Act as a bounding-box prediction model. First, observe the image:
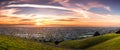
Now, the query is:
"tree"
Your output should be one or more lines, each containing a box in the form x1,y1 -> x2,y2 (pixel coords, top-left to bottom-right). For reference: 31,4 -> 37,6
54,41 -> 60,45
93,31 -> 100,36
116,30 -> 120,34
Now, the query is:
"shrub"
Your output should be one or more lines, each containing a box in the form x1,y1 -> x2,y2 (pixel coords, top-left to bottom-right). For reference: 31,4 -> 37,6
93,31 -> 100,36
116,30 -> 120,34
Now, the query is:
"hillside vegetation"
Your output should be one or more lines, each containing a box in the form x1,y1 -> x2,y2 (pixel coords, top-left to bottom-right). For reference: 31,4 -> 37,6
58,33 -> 120,49
87,35 -> 120,50
1,33 -> 120,50
0,34 -> 67,50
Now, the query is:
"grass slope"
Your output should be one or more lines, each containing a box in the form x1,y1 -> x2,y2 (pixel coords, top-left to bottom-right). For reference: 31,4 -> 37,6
1,33 -> 120,50
0,35 -> 67,50
87,36 -> 120,50
58,33 -> 120,49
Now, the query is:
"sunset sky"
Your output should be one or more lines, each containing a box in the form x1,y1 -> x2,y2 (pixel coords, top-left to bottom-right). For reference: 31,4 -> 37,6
0,0 -> 120,27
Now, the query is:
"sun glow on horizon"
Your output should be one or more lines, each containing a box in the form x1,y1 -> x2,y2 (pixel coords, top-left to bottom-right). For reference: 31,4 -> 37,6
34,19 -> 43,26
35,22 -> 43,26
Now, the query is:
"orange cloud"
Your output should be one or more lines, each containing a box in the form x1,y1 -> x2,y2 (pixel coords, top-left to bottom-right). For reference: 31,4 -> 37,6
0,9 -> 35,25
55,18 -> 79,21
0,17 -> 35,25
20,19 -> 33,21
1,2 -> 120,27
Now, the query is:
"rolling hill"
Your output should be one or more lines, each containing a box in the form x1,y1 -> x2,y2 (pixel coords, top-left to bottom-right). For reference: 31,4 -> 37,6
87,35 -> 120,50
0,34 -> 67,50
58,33 -> 120,50
1,33 -> 120,50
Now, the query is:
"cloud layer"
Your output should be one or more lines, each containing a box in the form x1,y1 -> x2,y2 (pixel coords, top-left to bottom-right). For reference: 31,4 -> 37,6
0,0 -> 120,27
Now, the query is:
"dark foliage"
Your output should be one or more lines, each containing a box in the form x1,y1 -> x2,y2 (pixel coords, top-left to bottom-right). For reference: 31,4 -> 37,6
55,41 -> 62,45
116,30 -> 120,34
93,31 -> 100,36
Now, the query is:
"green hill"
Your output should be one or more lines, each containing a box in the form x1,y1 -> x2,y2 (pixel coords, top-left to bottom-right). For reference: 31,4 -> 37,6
1,33 -> 120,50
58,33 -> 120,49
0,34 -> 67,50
87,35 -> 120,50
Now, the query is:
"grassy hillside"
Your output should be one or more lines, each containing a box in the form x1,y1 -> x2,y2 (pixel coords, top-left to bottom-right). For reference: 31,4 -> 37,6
58,33 -> 120,49
0,34 -> 67,50
1,33 -> 120,50
87,36 -> 120,50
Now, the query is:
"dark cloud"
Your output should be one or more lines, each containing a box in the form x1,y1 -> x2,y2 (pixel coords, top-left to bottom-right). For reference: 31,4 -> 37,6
0,15 -> 20,19
0,24 -> 34,27
0,0 -> 15,7
0,0 -> 15,4
55,18 -> 79,21
45,24 -> 79,27
9,17 -> 20,19
0,0 -> 61,7
0,15 -> 8,18
0,0 -> 14,2
20,19 -> 33,21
